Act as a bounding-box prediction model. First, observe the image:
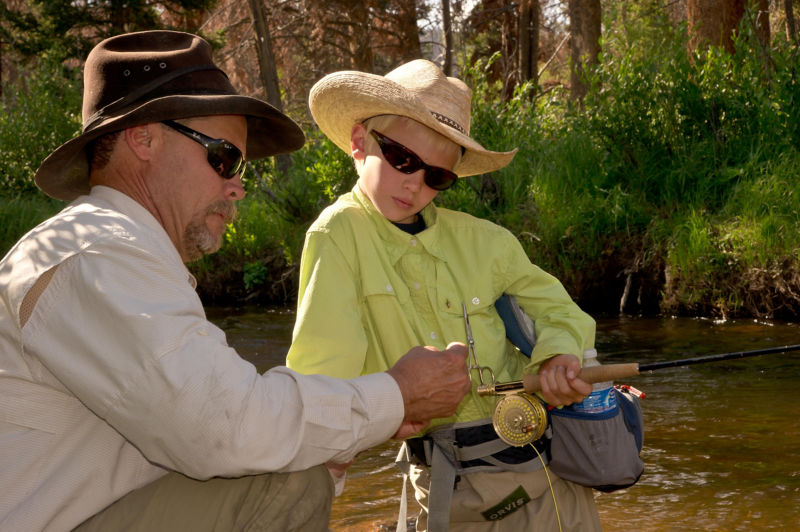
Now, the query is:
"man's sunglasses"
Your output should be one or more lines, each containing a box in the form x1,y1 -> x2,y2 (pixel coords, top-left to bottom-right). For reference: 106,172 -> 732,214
162,120 -> 246,179
369,130 -> 458,191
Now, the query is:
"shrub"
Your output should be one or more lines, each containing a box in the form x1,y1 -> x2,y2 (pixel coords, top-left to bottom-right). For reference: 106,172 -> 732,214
0,60 -> 82,195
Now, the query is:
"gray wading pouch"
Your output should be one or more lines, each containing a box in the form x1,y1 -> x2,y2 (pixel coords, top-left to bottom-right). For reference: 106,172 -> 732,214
495,293 -> 645,491
548,386 -> 644,492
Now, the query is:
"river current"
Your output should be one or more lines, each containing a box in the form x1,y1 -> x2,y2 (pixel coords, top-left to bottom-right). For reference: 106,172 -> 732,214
207,307 -> 800,531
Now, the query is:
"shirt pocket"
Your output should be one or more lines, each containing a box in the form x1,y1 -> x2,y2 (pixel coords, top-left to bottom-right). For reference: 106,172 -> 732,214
437,284 -> 499,319
360,265 -> 409,304
438,285 -> 511,367
359,266 -> 415,361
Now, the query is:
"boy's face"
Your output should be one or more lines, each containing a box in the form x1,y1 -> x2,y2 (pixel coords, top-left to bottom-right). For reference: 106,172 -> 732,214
353,118 -> 460,224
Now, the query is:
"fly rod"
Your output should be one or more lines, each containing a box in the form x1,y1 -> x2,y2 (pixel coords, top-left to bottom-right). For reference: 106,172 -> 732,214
477,343 -> 800,396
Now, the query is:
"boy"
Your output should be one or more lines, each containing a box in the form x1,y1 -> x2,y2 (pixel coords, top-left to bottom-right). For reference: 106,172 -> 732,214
287,60 -> 601,531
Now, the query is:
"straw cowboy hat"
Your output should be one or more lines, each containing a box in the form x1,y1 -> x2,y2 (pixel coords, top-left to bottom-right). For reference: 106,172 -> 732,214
308,59 -> 517,177
35,30 -> 305,201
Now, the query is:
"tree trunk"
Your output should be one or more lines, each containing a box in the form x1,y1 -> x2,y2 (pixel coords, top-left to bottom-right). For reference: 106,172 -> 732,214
247,0 -> 283,112
754,0 -> 770,48
397,0 -> 422,62
442,0 -> 453,75
519,0 -> 539,89
247,0 -> 290,173
687,0 -> 770,52
787,0 -> 799,43
347,0 -> 374,71
500,0 -> 517,100
687,0 -> 745,53
568,0 -> 601,102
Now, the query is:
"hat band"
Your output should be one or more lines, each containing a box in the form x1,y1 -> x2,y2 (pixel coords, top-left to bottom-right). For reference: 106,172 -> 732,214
82,64 -> 227,132
430,111 -> 466,135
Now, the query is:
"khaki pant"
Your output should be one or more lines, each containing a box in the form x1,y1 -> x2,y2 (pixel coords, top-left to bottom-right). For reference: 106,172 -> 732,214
74,465 -> 334,532
410,465 -> 601,532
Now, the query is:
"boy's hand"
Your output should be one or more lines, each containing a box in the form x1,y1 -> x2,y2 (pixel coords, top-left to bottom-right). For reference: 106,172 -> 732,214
538,353 -> 592,406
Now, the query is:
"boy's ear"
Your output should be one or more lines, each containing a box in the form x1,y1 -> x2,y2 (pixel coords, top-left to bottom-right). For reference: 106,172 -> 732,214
350,123 -> 368,161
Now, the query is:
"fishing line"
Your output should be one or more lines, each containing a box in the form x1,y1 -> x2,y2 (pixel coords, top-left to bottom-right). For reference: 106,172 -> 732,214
459,301 -> 559,530
530,440 -> 563,532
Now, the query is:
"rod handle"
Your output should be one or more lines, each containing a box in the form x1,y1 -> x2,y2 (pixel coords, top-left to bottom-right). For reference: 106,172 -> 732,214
522,363 -> 641,393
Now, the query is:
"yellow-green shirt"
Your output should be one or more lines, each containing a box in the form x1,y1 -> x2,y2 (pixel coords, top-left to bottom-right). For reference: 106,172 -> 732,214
287,185 -> 595,428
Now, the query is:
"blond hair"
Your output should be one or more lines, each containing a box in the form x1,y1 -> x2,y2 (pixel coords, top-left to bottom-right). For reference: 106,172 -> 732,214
355,115 -> 462,176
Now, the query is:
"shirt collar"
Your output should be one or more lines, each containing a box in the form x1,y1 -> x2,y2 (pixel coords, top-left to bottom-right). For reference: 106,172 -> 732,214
89,185 -> 197,288
351,184 -> 447,263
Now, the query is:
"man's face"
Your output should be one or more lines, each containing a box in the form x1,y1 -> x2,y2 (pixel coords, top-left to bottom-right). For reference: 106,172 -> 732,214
153,114 -> 247,262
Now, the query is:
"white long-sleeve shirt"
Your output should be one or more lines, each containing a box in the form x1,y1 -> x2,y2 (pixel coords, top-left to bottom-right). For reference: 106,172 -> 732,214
0,186 -> 403,532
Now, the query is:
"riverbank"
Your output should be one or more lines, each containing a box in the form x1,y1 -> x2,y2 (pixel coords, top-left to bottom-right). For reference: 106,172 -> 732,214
3,166 -> 798,321
2,24 -> 799,319
138,30 -> 800,320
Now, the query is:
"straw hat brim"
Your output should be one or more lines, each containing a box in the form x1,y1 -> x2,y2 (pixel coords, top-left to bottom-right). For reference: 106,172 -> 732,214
35,94 -> 304,202
309,71 -> 517,177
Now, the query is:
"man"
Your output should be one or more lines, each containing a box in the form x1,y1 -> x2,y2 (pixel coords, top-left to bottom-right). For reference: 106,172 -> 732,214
0,30 -> 470,532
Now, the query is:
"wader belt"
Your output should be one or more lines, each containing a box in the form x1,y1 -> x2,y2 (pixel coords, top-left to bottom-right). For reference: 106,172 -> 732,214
394,419 -> 550,532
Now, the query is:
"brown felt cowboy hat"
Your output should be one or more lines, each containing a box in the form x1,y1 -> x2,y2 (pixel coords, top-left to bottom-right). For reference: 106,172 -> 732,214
308,59 -> 517,178
35,30 -> 305,201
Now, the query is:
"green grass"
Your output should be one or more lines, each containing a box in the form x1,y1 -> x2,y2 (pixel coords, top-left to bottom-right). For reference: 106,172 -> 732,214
0,195 -> 65,255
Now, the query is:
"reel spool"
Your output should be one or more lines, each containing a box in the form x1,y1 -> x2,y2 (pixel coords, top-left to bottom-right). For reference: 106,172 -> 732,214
492,393 -> 548,447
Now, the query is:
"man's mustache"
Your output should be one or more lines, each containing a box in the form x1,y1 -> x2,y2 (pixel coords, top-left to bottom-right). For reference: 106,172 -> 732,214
208,200 -> 237,224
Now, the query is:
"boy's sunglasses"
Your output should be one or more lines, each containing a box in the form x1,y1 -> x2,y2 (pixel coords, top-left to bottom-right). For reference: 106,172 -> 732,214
162,120 -> 246,179
369,130 -> 458,191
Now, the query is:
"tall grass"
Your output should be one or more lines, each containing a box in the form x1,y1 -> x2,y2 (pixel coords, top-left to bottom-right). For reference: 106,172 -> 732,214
0,195 -> 65,256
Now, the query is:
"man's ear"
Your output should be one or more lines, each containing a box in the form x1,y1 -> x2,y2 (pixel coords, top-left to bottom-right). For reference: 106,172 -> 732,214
350,123 -> 368,162
124,124 -> 157,161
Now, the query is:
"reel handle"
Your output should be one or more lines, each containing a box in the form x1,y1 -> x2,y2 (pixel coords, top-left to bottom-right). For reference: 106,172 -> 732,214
522,362 -> 640,393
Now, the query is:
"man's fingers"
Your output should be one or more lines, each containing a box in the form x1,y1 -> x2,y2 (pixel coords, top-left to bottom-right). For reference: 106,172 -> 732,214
387,342 -> 472,431
445,341 -> 468,357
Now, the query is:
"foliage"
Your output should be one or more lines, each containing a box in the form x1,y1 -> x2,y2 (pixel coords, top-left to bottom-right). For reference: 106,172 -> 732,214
0,0 -> 218,64
437,8 -> 800,318
190,130 -> 357,302
2,3 -> 799,319
568,8 -> 800,318
0,59 -> 82,195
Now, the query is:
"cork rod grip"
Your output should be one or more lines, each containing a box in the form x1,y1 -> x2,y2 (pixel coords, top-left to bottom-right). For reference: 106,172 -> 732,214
522,363 -> 641,393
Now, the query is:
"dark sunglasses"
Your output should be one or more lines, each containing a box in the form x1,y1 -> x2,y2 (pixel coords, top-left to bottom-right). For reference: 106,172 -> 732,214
369,130 -> 458,191
162,120 -> 246,179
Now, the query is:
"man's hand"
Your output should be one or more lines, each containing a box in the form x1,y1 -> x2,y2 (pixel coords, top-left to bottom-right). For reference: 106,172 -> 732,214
386,342 -> 471,439
326,459 -> 354,479
538,353 -> 592,406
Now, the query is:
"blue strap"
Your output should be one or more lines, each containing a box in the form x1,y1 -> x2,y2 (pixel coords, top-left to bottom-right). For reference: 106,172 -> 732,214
494,294 -> 534,357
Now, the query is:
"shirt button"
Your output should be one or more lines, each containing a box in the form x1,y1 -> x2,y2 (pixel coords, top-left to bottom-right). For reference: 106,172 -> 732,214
409,239 -> 417,246
430,332 -> 437,340
472,297 -> 480,305
413,282 -> 421,290
386,284 -> 393,292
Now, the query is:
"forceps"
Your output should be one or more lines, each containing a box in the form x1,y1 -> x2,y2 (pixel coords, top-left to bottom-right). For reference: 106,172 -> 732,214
462,302 -> 495,386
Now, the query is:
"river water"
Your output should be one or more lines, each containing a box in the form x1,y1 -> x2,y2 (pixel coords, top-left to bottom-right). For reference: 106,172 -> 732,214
207,307 -> 800,531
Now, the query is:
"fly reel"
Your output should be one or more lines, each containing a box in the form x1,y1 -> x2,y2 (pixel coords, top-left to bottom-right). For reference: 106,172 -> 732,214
492,393 -> 548,447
